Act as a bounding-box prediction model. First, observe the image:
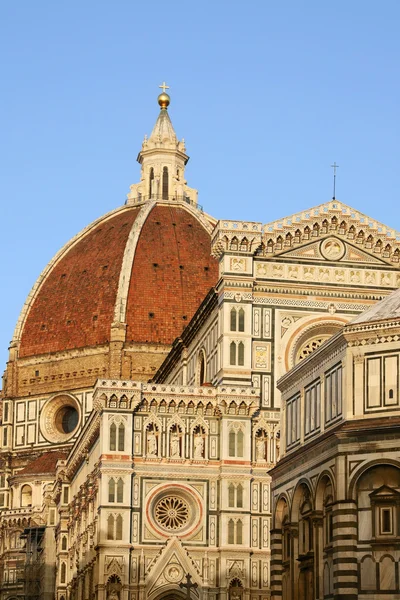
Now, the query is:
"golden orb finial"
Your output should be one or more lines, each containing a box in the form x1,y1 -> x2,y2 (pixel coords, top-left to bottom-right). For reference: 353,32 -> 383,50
158,81 -> 170,109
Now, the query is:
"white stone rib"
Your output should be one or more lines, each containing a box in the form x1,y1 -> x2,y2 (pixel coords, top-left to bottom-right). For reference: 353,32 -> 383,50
12,205 -> 131,347
113,201 -> 156,324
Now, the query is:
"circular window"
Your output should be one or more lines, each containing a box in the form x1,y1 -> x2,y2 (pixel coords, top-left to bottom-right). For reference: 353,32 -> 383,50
55,406 -> 79,434
155,496 -> 190,531
146,484 -> 202,538
40,394 -> 80,443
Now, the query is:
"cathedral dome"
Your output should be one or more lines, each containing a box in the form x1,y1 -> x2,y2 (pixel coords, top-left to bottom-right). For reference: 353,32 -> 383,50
16,201 -> 218,358
7,89 -> 219,393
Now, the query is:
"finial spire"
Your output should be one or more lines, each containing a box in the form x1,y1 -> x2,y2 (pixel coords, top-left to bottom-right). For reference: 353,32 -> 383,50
331,162 -> 339,199
158,81 -> 170,109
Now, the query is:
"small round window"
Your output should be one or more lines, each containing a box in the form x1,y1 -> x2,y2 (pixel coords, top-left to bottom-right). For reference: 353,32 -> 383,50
55,406 -> 79,434
40,394 -> 80,443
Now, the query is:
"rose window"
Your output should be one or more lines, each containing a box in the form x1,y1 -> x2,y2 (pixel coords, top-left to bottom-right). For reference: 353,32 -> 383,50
154,496 -> 190,530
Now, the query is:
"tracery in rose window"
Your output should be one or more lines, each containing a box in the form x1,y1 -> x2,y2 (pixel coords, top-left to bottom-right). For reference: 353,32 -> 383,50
154,496 -> 190,530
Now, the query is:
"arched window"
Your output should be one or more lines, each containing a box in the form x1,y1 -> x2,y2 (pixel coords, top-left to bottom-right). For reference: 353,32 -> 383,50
60,562 -> 66,584
228,519 -> 235,544
108,479 -> 115,503
149,167 -> 154,197
238,308 -> 245,332
228,519 -> 243,544
116,515 -> 123,540
110,422 -> 125,452
237,430 -> 244,457
230,308 -> 237,331
116,478 -> 124,503
61,535 -> 67,551
228,483 -> 243,508
107,515 -> 114,540
229,428 -> 244,458
162,167 -> 169,199
21,484 -> 32,507
230,342 -> 236,365
228,484 -> 235,507
236,519 -> 243,544
238,342 -> 245,366
198,352 -> 205,385
237,484 -> 243,508
229,430 -> 236,457
109,423 -> 116,451
118,423 -> 125,451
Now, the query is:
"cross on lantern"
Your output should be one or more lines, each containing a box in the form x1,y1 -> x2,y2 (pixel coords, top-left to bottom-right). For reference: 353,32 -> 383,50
179,573 -> 198,599
159,81 -> 170,93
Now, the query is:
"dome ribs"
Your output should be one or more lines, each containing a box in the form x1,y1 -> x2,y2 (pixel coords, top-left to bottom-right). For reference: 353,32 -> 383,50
18,203 -> 218,358
19,209 -> 140,357
125,205 -> 218,345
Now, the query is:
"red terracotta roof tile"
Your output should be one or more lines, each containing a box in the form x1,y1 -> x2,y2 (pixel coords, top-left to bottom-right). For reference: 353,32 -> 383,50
125,205 -> 218,344
18,451 -> 68,475
19,209 -> 140,356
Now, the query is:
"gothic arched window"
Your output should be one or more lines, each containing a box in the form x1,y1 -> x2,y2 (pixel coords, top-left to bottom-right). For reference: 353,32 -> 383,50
238,308 -> 245,332
110,422 -> 125,452
236,519 -> 243,544
60,562 -> 66,584
238,342 -> 245,366
229,428 -> 244,458
107,515 -> 114,540
228,519 -> 235,544
237,484 -> 243,508
237,430 -> 244,457
228,484 -> 235,507
198,351 -> 206,385
149,167 -> 154,197
117,478 -> 124,503
162,167 -> 169,199
61,535 -> 67,551
116,515 -> 123,540
231,308 -> 237,331
109,423 -> 117,451
108,479 -> 115,503
118,423 -> 125,451
229,430 -> 236,457
230,342 -> 237,365
228,519 -> 243,544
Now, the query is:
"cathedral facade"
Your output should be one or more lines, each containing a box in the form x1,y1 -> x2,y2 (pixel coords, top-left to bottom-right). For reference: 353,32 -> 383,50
1,89 -> 400,600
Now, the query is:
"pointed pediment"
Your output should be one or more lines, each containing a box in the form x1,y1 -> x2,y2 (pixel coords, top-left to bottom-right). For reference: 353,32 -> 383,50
275,236 -> 388,265
369,485 -> 400,499
145,537 -> 202,600
262,200 -> 400,266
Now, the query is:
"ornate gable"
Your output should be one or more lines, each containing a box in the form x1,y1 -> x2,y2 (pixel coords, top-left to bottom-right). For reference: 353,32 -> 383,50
274,236 -> 388,265
145,537 -> 202,599
261,200 -> 400,266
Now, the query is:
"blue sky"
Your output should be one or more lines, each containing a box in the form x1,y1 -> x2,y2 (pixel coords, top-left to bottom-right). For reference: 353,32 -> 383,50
1,0 -> 399,373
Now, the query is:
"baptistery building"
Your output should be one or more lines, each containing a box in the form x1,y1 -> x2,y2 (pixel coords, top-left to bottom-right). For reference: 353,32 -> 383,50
1,88 -> 400,600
